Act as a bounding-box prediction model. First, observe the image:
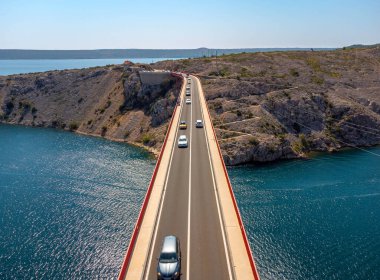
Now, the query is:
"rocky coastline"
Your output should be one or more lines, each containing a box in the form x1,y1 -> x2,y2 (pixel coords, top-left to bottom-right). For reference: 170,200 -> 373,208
1,47 -> 380,165
0,63 -> 182,155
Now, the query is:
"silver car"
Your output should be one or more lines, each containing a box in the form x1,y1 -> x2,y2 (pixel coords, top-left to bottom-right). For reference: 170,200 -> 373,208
157,236 -> 181,280
178,135 -> 188,148
195,119 -> 203,128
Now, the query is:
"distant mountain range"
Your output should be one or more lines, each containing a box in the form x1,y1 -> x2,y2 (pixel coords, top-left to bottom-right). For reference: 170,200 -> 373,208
0,48 -> 334,60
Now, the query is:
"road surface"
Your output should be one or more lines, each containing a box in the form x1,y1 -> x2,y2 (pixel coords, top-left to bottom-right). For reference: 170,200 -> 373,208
144,76 -> 232,280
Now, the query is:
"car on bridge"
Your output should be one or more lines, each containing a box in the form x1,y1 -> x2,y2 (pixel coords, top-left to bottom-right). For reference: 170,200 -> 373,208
185,98 -> 191,104
178,135 -> 188,148
157,235 -> 181,280
179,121 -> 187,130
195,119 -> 203,128
186,90 -> 191,96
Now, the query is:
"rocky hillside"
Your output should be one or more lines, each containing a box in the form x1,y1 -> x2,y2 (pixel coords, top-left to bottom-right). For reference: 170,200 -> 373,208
1,47 -> 379,165
0,63 -> 182,153
155,47 -> 380,164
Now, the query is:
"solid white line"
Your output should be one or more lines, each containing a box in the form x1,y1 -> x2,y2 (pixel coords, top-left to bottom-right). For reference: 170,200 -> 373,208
143,79 -> 185,280
186,78 -> 193,280
196,77 -> 234,280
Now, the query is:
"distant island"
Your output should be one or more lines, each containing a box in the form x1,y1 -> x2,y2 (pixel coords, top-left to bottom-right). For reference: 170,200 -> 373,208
0,48 -> 334,60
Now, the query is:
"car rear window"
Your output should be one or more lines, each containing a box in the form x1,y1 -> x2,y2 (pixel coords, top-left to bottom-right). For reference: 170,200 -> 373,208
159,252 -> 178,263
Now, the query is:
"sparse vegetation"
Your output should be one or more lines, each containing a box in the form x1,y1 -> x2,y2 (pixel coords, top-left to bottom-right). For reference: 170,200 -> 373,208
69,122 -> 79,131
289,68 -> 299,77
142,134 -> 154,145
311,75 -> 324,85
248,136 -> 259,146
101,126 -> 107,136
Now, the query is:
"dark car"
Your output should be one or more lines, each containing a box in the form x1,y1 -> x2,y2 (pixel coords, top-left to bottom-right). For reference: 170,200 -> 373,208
157,236 -> 181,279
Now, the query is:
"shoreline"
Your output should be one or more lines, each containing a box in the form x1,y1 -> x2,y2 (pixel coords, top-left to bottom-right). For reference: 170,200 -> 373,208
2,122 -> 379,166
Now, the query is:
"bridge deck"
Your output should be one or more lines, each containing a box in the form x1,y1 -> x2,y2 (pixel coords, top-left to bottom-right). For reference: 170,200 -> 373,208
118,75 -> 259,280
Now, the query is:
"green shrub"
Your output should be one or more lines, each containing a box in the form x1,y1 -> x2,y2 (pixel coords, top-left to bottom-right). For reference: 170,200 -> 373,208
69,122 -> 79,131
101,126 -> 107,136
306,57 -> 322,72
299,134 -> 310,149
248,136 -> 259,146
289,68 -> 299,77
240,67 -> 252,78
142,134 -> 153,144
311,75 -> 324,85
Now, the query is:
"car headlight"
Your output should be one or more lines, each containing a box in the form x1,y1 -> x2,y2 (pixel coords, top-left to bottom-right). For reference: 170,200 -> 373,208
174,271 -> 178,276
157,272 -> 161,276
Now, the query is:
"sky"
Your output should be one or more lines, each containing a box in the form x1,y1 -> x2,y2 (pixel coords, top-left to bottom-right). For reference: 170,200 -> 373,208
0,0 -> 379,49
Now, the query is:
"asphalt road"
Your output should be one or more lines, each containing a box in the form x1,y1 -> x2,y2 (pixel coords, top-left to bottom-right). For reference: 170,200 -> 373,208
144,76 -> 232,280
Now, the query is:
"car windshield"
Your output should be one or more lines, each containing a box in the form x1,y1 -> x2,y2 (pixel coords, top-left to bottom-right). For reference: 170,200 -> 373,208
180,121 -> 185,124
159,252 -> 178,263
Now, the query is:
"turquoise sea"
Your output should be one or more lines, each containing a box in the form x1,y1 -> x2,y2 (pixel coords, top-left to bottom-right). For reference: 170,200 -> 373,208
0,58 -> 178,76
1,124 -> 379,279
229,149 -> 380,279
0,125 -> 155,279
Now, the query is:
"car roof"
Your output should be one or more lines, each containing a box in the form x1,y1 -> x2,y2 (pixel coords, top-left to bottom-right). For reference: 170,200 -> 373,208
180,121 -> 186,124
196,119 -> 202,122
161,235 -> 177,253
179,135 -> 187,140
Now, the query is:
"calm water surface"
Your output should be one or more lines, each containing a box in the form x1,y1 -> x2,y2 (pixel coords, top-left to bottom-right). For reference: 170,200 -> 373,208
0,58 -> 179,75
0,124 -> 154,279
229,148 -> 380,280
1,124 -> 379,279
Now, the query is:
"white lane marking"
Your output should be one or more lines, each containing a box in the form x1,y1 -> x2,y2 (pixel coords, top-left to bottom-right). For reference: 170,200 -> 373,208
186,77 -> 193,280
196,76 -> 234,279
143,79 -> 185,280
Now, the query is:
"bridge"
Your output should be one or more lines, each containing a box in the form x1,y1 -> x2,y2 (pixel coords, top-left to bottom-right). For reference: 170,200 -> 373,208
118,74 -> 260,280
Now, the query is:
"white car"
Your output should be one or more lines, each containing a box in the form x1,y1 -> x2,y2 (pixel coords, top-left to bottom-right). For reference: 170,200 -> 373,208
178,135 -> 188,148
186,86 -> 190,90
185,98 -> 191,104
195,120 -> 203,128
186,90 -> 191,96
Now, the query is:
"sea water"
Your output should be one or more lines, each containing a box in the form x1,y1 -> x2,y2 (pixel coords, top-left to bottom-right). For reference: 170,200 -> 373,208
0,58 -> 179,76
0,124 -> 154,278
229,148 -> 380,279
1,124 -> 379,279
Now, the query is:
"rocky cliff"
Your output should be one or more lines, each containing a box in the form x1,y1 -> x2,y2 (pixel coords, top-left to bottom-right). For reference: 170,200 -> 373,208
0,63 -> 182,153
155,47 -> 380,164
